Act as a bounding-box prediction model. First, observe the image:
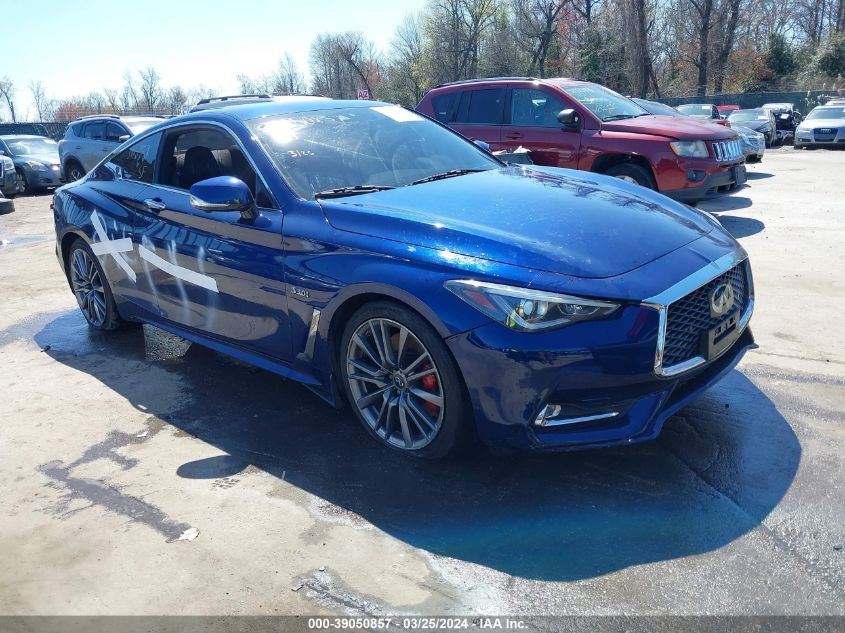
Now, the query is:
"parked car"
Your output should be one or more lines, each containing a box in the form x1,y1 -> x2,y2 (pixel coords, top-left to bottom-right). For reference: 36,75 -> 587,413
0,135 -> 62,195
732,125 -> 765,162
761,103 -> 802,143
53,98 -> 755,457
58,114 -> 165,182
675,103 -> 731,127
824,98 -> 845,106
716,105 -> 739,116
727,108 -> 777,147
0,154 -> 16,197
190,94 -> 329,112
416,78 -> 745,203
794,105 -> 845,148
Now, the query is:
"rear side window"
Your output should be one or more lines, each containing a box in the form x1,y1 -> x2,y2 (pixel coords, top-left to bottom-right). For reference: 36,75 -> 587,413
84,122 -> 104,140
456,89 -> 505,124
107,133 -> 161,183
430,93 -> 456,122
67,123 -> 83,138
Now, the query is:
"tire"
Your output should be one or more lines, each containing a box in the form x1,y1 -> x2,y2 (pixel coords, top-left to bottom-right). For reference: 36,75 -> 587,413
339,301 -> 467,459
0,198 -> 14,213
67,238 -> 123,331
65,159 -> 85,183
603,162 -> 656,189
14,169 -> 33,195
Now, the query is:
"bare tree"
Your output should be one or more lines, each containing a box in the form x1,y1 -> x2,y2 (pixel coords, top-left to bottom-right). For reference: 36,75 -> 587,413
423,0 -> 499,83
384,13 -> 427,105
513,0 -> 569,77
277,52 -> 307,94
30,81 -> 55,121
138,67 -> 162,113
0,77 -> 17,122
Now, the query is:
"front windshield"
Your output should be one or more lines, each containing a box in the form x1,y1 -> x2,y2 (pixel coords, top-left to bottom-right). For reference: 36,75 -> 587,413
677,104 -> 713,117
6,137 -> 58,156
635,100 -> 679,116
563,85 -> 646,121
125,119 -> 161,134
729,111 -> 767,122
805,107 -> 845,120
247,106 -> 500,199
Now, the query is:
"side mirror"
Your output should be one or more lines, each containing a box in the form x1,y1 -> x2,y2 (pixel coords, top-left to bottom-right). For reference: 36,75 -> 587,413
118,135 -> 131,143
473,139 -> 491,153
190,176 -> 257,220
557,109 -> 578,128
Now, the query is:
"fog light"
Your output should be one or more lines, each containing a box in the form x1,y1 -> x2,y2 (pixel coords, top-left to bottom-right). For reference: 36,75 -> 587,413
686,169 -> 706,182
534,404 -> 562,425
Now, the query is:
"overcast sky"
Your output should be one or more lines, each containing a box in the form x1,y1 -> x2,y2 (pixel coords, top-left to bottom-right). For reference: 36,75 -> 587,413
3,0 -> 427,118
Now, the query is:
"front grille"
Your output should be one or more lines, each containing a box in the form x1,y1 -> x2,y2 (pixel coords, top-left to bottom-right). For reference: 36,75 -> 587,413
711,139 -> 742,162
662,263 -> 748,368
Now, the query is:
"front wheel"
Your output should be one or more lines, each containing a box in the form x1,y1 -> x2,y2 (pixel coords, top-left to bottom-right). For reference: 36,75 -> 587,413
15,169 -> 33,195
68,239 -> 123,330
65,160 -> 85,182
603,163 -> 656,189
339,302 -> 467,459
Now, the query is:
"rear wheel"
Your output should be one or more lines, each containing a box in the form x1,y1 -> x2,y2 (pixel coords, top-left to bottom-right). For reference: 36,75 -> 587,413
339,301 -> 467,459
68,239 -> 122,330
603,163 -> 656,189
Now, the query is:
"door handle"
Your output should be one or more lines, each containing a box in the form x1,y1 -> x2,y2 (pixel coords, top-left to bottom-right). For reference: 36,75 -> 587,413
505,133 -> 524,140
144,198 -> 166,211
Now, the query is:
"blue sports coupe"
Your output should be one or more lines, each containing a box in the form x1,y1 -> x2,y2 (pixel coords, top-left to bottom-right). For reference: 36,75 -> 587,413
53,98 -> 755,457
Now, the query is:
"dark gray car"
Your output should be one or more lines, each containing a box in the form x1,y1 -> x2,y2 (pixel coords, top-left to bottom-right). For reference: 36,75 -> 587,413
58,115 -> 164,181
0,135 -> 62,195
727,108 -> 777,147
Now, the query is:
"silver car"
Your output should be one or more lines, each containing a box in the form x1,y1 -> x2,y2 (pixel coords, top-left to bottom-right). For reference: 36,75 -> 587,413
794,105 -> 845,149
58,114 -> 165,181
733,125 -> 765,163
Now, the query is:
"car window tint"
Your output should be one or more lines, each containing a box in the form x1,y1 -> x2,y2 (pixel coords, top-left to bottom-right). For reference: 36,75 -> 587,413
159,127 -> 272,207
459,89 -> 504,124
84,122 -> 104,140
510,88 -> 566,127
107,132 -> 161,183
430,93 -> 456,122
104,123 -> 126,143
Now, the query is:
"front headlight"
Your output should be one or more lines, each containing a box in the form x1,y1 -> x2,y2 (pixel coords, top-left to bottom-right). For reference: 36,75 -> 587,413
669,140 -> 709,158
24,161 -> 47,171
445,280 -> 620,332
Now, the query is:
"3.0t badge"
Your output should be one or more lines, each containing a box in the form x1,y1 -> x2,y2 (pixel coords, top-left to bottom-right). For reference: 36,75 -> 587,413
709,282 -> 735,317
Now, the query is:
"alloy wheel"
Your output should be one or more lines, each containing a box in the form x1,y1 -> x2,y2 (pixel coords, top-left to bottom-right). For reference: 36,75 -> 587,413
14,171 -> 26,194
68,165 -> 84,181
70,248 -> 107,327
346,318 -> 444,450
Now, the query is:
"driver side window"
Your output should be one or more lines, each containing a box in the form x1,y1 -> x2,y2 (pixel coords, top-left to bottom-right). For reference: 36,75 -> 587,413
157,127 -> 274,207
510,88 -> 567,127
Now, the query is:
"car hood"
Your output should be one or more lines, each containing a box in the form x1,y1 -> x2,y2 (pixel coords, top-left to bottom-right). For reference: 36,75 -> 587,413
320,166 -> 716,279
799,119 -> 845,128
14,153 -> 59,166
734,119 -> 770,131
601,114 -> 736,140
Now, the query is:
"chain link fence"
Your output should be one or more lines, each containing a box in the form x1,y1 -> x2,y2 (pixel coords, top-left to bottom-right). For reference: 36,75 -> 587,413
0,122 -> 69,141
662,89 -> 844,113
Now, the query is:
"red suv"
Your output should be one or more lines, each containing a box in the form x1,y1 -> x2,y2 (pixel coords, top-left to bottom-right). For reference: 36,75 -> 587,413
416,78 -> 746,202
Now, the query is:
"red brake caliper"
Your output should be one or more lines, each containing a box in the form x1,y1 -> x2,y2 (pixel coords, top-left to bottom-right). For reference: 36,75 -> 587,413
420,361 -> 439,416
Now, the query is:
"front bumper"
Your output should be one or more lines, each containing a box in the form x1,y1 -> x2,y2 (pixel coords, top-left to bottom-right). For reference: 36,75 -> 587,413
663,163 -> 746,202
446,253 -> 755,452
795,128 -> 845,146
28,166 -> 64,188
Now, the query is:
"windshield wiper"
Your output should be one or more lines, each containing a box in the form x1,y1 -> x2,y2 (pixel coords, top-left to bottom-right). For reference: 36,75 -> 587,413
409,169 -> 486,186
314,185 -> 395,199
603,114 -> 636,121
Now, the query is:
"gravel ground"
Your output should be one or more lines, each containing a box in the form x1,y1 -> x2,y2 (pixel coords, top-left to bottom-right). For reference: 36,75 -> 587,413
0,147 -> 842,617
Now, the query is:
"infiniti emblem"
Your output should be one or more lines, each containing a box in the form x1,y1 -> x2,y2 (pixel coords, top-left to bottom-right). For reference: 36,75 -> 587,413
710,282 -> 735,317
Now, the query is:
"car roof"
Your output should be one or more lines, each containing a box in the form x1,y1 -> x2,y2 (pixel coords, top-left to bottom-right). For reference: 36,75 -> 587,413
171,97 -> 393,123
427,77 -> 592,92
